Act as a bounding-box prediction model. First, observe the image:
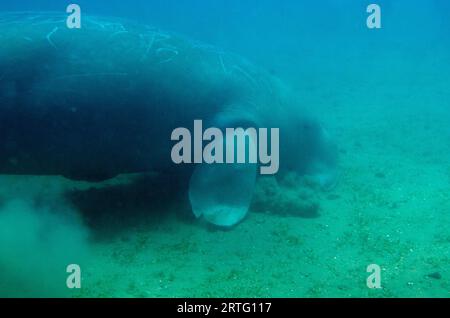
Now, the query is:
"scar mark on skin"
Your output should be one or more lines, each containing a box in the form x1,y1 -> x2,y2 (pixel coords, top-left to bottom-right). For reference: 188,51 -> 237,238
141,33 -> 156,61
231,65 -> 257,87
219,54 -> 228,74
156,47 -> 179,64
109,31 -> 129,39
46,27 -> 59,49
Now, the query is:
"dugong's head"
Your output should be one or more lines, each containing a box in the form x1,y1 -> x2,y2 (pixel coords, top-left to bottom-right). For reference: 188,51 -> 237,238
188,100 -> 339,228
301,122 -> 338,189
281,114 -> 339,190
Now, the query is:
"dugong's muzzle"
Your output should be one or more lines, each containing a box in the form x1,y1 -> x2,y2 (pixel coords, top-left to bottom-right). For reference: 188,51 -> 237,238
307,126 -> 339,190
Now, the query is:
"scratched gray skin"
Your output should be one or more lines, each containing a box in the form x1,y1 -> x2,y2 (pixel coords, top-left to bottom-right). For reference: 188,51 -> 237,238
0,12 -> 338,226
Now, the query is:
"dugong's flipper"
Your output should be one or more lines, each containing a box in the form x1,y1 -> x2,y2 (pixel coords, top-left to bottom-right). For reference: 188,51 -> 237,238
189,162 -> 257,227
188,125 -> 258,227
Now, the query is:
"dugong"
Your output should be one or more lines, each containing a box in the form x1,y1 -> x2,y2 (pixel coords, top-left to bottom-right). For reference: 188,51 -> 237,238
0,12 -> 337,227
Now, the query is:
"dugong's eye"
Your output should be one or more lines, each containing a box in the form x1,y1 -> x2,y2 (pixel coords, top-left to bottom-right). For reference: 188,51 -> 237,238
297,121 -> 322,147
300,122 -> 317,135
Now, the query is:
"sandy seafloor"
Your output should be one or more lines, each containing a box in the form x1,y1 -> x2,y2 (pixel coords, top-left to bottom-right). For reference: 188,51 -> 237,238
1,45 -> 449,298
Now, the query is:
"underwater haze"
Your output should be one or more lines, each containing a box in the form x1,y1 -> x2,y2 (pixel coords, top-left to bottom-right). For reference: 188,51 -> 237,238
0,0 -> 450,297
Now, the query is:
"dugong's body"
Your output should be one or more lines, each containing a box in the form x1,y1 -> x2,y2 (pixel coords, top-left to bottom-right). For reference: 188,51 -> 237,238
0,13 -> 337,226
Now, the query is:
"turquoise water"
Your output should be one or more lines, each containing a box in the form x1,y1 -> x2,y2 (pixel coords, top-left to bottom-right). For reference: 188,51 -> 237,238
0,1 -> 449,297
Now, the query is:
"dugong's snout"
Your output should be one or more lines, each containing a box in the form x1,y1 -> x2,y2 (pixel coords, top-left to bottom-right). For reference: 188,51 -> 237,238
306,124 -> 339,190
303,123 -> 339,190
284,118 -> 339,190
